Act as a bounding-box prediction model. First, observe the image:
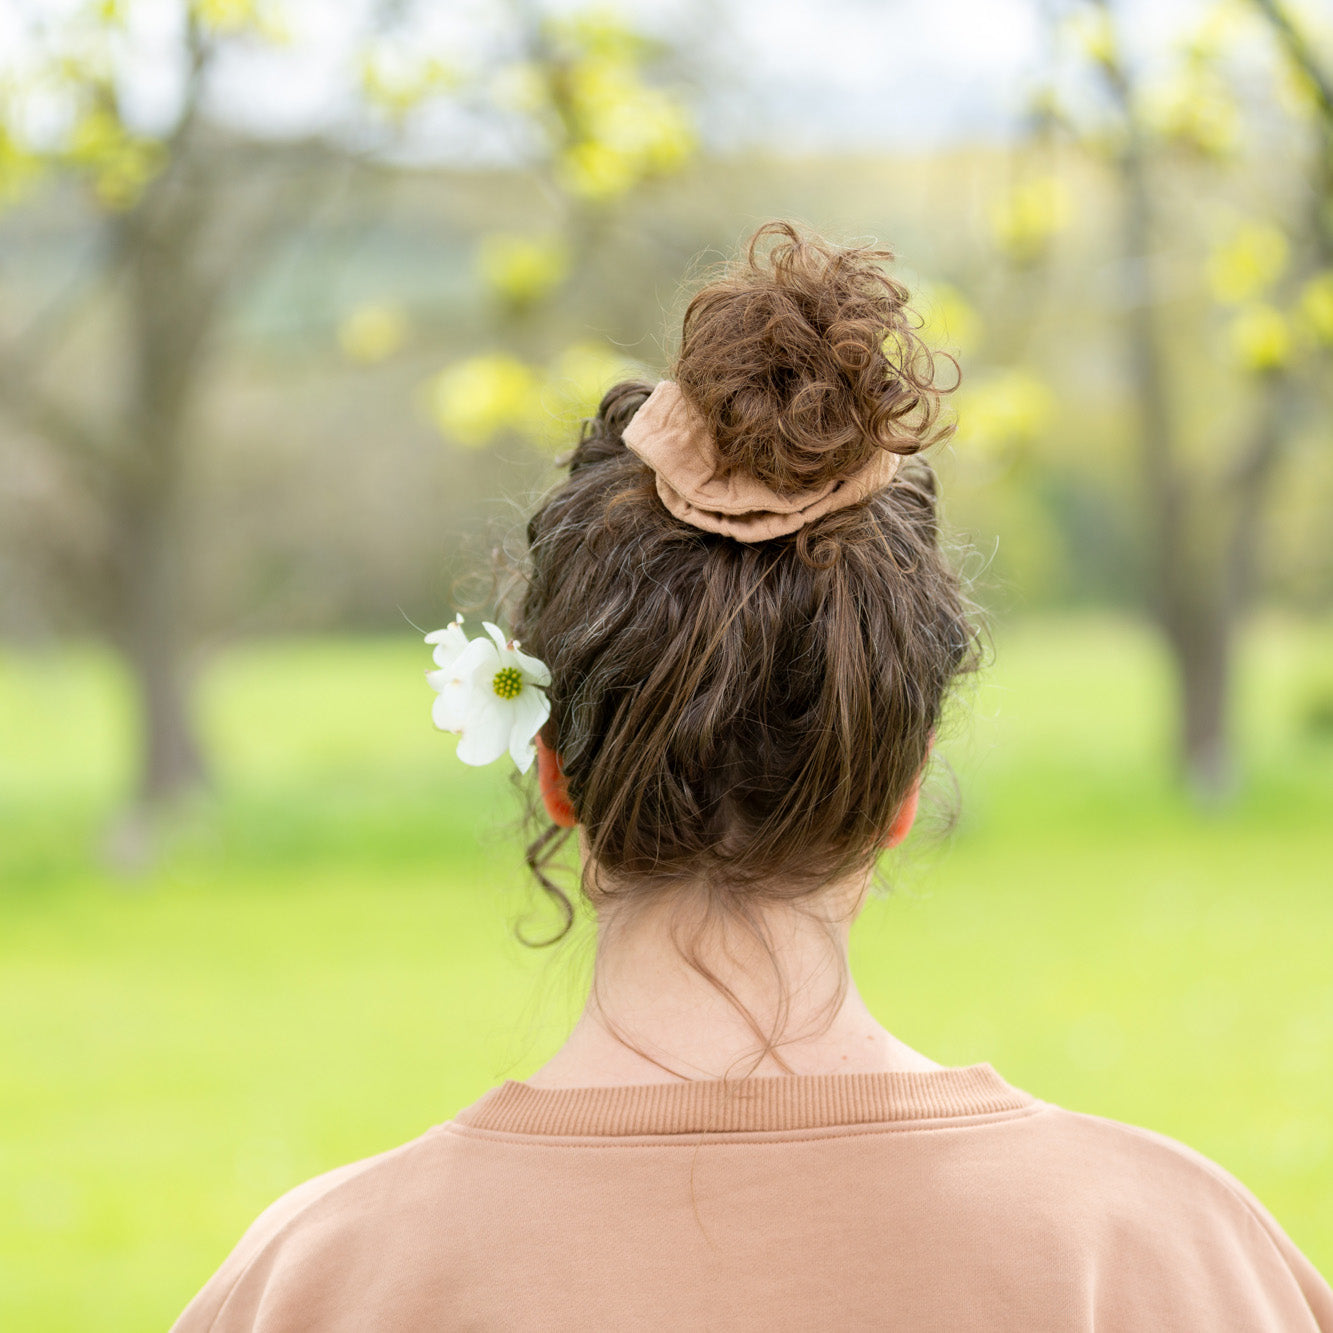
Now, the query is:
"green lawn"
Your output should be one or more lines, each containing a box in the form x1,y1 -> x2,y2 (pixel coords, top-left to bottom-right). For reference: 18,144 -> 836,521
2,615 -> 1331,1330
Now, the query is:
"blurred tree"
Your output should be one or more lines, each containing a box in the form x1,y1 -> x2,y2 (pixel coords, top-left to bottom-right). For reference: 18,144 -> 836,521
1029,0 -> 1332,802
1251,0 -> 1333,258
0,0 -> 695,843
0,1 -> 315,825
425,7 -> 693,453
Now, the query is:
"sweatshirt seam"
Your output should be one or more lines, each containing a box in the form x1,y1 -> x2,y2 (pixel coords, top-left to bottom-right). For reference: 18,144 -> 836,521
441,1101 -> 1048,1146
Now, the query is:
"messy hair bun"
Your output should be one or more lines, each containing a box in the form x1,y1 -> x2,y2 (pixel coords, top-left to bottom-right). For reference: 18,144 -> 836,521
504,222 -> 979,1074
674,221 -> 953,495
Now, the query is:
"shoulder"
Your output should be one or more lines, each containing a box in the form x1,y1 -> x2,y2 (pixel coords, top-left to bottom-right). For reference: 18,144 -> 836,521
1026,1103 -> 1293,1230
1001,1101 -> 1333,1326
172,1124 -> 459,1332
1006,1101 -> 1279,1236
903,1093 -> 1294,1247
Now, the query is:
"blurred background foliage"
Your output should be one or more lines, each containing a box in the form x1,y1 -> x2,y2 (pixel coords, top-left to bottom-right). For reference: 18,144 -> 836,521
1,0 -> 1331,1327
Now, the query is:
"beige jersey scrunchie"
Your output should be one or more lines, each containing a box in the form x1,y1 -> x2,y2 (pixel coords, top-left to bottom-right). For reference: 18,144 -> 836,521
621,381 -> 903,542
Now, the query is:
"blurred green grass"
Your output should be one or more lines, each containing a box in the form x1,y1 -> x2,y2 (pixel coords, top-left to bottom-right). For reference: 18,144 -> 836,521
1,614 -> 1331,1330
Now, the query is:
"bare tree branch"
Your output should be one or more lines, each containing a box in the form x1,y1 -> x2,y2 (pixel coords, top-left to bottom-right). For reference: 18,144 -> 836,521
1225,372 -> 1290,613
0,357 -> 119,480
1250,0 -> 1333,125
1087,0 -> 1187,606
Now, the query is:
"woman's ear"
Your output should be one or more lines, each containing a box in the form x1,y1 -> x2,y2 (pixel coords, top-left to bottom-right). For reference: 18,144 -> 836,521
536,733 -> 577,828
881,779 -> 921,849
882,738 -> 933,849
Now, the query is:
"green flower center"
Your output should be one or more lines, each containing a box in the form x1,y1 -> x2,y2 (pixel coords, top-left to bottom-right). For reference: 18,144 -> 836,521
492,665 -> 523,700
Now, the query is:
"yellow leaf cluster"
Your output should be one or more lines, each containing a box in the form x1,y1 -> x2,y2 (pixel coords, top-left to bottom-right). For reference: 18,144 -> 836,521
1213,256 -> 1333,373
527,12 -> 695,203
916,282 -> 982,357
1276,55 -> 1322,120
989,175 -> 1072,265
556,75 -> 693,200
555,10 -> 648,63
1182,0 -> 1247,64
424,342 -> 646,450
190,0 -> 287,40
559,141 -> 637,201
1228,304 -> 1291,372
1144,73 -> 1238,157
359,48 -> 455,120
1207,222 -> 1289,306
0,124 -> 42,208
426,355 -> 543,449
956,369 -> 1055,460
66,106 -> 163,209
1068,9 -> 1117,68
478,234 -> 570,309
337,304 -> 409,365
1298,271 -> 1333,347
1208,228 -> 1333,372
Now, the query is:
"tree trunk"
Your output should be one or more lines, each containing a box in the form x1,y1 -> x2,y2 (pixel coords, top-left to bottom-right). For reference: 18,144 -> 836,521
1093,7 -> 1238,803
100,431 -> 207,871
116,471 -> 208,808
112,164 -> 218,817
1163,594 -> 1235,805
1117,118 -> 1237,800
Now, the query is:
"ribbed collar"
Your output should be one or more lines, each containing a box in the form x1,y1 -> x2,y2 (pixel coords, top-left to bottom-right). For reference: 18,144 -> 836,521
454,1063 -> 1033,1137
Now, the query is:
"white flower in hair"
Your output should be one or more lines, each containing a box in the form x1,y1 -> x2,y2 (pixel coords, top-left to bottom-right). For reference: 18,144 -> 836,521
425,616 -> 551,773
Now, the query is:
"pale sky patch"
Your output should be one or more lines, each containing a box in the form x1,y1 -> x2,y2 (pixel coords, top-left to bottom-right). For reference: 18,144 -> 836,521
0,0 -> 1224,154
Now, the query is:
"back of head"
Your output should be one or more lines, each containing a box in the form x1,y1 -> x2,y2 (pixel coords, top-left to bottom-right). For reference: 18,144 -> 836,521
513,221 -> 977,924
675,221 -> 948,495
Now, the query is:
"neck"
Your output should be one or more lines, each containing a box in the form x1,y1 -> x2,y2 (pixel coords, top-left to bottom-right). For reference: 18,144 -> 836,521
526,871 -> 940,1088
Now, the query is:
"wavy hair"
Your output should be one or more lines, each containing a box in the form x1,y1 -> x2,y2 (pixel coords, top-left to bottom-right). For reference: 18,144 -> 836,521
497,222 -> 979,1076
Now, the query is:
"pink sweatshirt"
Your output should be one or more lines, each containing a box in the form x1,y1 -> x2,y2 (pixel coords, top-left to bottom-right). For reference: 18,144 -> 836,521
174,1063 -> 1332,1331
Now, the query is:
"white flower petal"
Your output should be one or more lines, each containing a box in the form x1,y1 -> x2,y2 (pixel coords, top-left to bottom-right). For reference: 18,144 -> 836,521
428,635 -> 498,736
430,676 -> 470,732
450,636 -> 500,682
425,618 -> 468,670
506,686 -> 551,773
508,644 -> 551,689
455,689 -> 512,766
423,618 -> 553,772
423,616 -> 462,644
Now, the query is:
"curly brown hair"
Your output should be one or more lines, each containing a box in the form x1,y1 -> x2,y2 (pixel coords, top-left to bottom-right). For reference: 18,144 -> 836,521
675,222 -> 954,495
499,222 -> 978,1073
